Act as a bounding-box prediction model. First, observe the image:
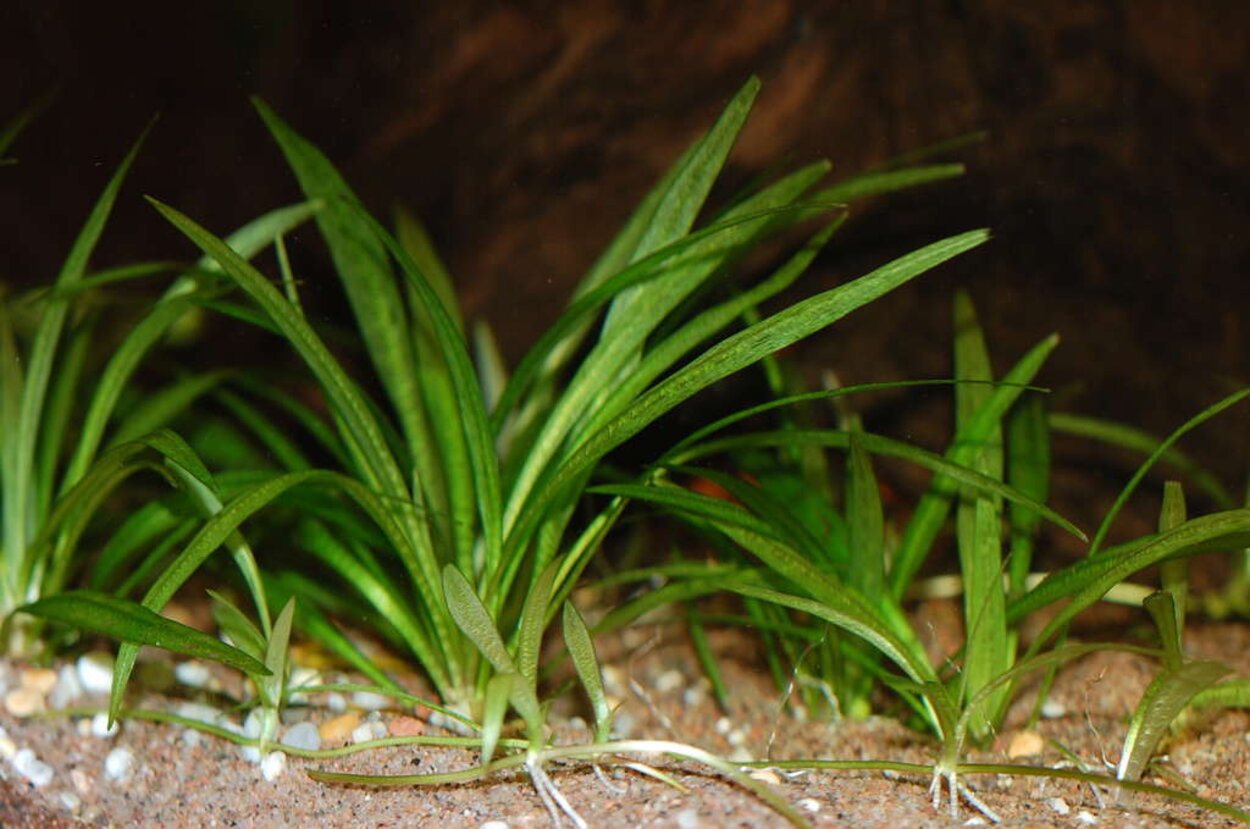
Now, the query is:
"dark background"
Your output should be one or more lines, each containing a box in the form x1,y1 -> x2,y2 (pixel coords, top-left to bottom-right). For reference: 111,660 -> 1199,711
3,1 -> 1247,508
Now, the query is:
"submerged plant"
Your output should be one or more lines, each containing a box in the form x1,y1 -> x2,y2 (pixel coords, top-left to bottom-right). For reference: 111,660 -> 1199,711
116,76 -> 986,734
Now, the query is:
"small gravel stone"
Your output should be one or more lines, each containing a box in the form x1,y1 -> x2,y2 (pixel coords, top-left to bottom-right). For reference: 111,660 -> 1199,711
351,690 -> 390,711
1006,730 -> 1044,759
675,807 -> 700,829
175,660 -> 213,689
59,790 -> 81,812
728,746 -> 753,763
481,821 -> 508,829
91,712 -> 120,738
4,686 -> 46,717
76,651 -> 115,694
1040,699 -> 1066,719
351,720 -> 387,744
727,727 -> 747,747
325,692 -> 347,712
70,767 -> 92,795
1047,797 -> 1070,815
748,769 -> 781,784
1075,810 -> 1097,824
319,712 -> 360,742
282,721 -> 321,751
261,750 -> 287,781
104,747 -> 135,782
13,747 -> 54,787
48,665 -> 83,709
797,798 -> 822,813
0,729 -> 16,760
21,667 -> 58,694
654,668 -> 684,693
714,716 -> 732,735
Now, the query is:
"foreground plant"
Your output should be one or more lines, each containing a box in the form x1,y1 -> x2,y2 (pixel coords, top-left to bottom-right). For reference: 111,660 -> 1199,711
117,76 -> 986,736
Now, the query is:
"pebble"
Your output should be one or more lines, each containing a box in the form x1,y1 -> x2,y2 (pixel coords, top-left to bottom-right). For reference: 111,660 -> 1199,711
4,687 -> 45,717
0,725 -> 16,760
728,746 -> 753,763
1047,797 -> 1070,815
797,798 -> 822,813
13,747 -> 54,786
748,769 -> 781,785
261,750 -> 287,781
76,651 -> 115,694
91,712 -> 119,738
351,720 -> 388,744
282,721 -> 321,751
70,767 -> 92,795
59,791 -> 81,813
481,821 -> 508,829
675,808 -> 700,829
1006,730 -> 1045,759
175,660 -> 213,689
714,716 -> 732,735
104,747 -> 135,782
21,667 -> 58,694
48,665 -> 83,708
319,712 -> 361,742
1040,699 -> 1066,719
351,690 -> 391,711
325,692 -> 347,712
1075,810 -> 1097,824
387,715 -> 425,738
726,727 -> 747,747
654,668 -> 684,694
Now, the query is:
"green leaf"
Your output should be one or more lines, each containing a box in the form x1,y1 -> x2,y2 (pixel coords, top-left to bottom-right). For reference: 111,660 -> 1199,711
480,672 -> 513,767
209,590 -> 266,661
1117,660 -> 1230,784
562,602 -> 611,741
442,565 -> 515,677
18,591 -> 268,677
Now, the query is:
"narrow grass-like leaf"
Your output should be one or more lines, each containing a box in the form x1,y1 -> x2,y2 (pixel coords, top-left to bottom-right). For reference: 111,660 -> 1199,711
1017,509 -> 1250,651
5,121 -> 154,578
1087,389 -> 1250,554
17,591 -> 268,677
1116,660 -> 1231,785
516,230 -> 990,553
1157,482 -> 1189,636
811,163 -> 965,203
1006,392 -> 1050,595
562,602 -> 611,742
209,590 -> 267,661
1049,413 -> 1233,508
889,333 -> 1062,597
516,562 -> 557,686
443,565 -> 515,676
480,673 -> 513,767
846,432 -> 885,597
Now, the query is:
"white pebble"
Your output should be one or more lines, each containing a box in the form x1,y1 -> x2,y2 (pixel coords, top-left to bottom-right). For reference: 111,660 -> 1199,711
351,690 -> 390,711
714,716 -> 732,735
175,661 -> 212,689
0,732 -> 15,760
351,721 -> 387,744
1076,810 -> 1098,824
281,721 -> 321,752
181,729 -> 202,748
797,798 -> 822,813
59,791 -> 81,812
682,685 -> 706,707
70,768 -> 92,795
481,822 -> 509,829
749,769 -> 780,784
675,808 -> 700,829
91,713 -> 120,738
325,692 -> 347,712
1040,699 -> 1066,719
76,651 -> 115,695
654,668 -> 684,694
727,727 -> 747,747
13,748 -> 54,787
1048,797 -> 1070,815
48,665 -> 83,709
728,746 -> 753,763
104,747 -> 135,782
4,687 -> 45,717
261,750 -> 287,781
963,818 -> 987,826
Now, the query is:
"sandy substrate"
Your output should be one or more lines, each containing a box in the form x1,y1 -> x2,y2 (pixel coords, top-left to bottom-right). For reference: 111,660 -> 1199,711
2,618 -> 1249,828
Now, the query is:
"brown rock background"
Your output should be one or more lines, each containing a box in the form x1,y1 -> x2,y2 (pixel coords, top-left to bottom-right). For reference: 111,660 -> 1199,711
2,0 -> 1247,488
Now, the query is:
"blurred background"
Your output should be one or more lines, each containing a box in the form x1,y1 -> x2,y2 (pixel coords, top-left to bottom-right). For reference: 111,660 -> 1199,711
2,0 -> 1247,513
